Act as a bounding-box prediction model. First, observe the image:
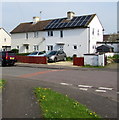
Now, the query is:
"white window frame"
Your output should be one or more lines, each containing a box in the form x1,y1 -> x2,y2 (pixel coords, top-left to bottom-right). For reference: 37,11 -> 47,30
26,33 -> 28,39
60,30 -> 63,38
34,32 -> 38,38
47,45 -> 53,51
48,31 -> 53,37
73,45 -> 78,50
92,28 -> 95,35
33,45 -> 39,51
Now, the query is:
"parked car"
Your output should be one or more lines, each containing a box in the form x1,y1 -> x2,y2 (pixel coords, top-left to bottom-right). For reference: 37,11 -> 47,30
46,50 -> 67,62
27,51 -> 46,57
0,51 -> 17,66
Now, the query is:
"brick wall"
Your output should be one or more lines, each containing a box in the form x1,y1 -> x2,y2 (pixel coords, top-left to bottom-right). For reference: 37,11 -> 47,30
16,56 -> 47,64
73,57 -> 84,66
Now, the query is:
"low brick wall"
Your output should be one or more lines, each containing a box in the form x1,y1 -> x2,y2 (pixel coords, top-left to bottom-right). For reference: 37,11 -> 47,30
16,56 -> 47,64
73,57 -> 84,66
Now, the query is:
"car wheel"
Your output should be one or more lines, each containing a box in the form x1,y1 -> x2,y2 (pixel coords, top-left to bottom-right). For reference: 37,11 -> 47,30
0,61 -> 2,67
54,58 -> 57,62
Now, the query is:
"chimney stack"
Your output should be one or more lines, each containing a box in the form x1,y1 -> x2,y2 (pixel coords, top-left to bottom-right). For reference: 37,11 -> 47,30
67,11 -> 75,20
33,16 -> 40,24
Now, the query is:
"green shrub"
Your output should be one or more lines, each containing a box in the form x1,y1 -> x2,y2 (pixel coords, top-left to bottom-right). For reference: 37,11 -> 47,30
16,53 -> 31,56
66,57 -> 73,61
11,49 -> 19,53
108,55 -> 119,59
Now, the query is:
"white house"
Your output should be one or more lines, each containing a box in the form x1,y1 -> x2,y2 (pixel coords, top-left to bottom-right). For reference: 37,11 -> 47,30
0,28 -> 11,51
11,12 -> 104,57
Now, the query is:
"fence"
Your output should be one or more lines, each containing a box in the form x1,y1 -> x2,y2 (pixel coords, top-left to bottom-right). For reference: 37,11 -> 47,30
16,56 -> 47,64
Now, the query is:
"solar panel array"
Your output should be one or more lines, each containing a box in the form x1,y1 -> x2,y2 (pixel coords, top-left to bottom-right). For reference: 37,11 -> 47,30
45,15 -> 93,30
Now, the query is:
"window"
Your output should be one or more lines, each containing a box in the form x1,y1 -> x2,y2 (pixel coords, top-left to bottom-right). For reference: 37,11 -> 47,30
48,31 -> 53,36
26,33 -> 28,39
97,29 -> 99,36
34,32 -> 38,38
4,38 -> 6,42
73,45 -> 77,50
33,45 -> 39,51
47,45 -> 53,51
92,28 -> 94,35
60,30 -> 63,38
17,46 -> 19,49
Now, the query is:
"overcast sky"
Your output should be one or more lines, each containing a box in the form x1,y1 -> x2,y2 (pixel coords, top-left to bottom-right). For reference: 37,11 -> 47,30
1,2 -> 118,34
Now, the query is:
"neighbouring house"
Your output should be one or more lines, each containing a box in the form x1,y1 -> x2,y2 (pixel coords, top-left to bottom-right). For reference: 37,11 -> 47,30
97,34 -> 119,53
10,11 -> 104,57
0,28 -> 11,51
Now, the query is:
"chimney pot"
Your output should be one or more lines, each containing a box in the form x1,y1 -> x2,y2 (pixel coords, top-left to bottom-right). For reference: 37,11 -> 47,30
33,16 -> 40,24
67,11 -> 75,20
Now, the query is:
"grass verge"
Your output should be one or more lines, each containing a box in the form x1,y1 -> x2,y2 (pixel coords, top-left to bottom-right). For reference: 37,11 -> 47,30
0,79 -> 5,89
34,87 -> 100,118
82,65 -> 105,68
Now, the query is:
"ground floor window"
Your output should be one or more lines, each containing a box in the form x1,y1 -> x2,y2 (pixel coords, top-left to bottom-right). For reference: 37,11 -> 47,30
47,45 -> 53,51
73,45 -> 77,50
33,45 -> 39,51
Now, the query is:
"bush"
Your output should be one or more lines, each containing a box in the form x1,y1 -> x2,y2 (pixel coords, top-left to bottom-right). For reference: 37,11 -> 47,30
66,57 -> 73,61
16,53 -> 31,56
11,49 -> 19,53
108,55 -> 119,63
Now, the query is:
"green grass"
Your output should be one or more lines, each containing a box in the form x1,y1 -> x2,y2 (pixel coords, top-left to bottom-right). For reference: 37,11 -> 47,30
34,87 -> 100,118
0,79 -> 5,88
82,65 -> 104,68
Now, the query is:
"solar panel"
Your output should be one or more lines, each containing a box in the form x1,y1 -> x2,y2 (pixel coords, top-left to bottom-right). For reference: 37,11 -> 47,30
80,20 -> 88,26
45,14 -> 93,30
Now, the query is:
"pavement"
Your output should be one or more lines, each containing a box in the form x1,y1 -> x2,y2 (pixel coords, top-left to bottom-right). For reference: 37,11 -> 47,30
15,61 -> 119,71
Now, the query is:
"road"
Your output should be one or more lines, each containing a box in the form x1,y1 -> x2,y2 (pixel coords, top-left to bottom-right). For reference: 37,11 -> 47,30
1,65 -> 118,118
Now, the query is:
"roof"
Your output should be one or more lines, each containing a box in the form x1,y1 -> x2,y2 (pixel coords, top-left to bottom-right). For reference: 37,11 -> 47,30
10,14 -> 96,34
96,45 -> 114,49
0,27 -> 11,36
103,34 -> 119,42
10,20 -> 52,34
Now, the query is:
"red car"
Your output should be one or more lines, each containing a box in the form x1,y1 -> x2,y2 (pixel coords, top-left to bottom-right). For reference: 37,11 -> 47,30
0,51 -> 17,66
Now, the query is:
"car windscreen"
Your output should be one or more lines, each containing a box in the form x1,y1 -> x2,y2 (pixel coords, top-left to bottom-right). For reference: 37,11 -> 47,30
38,52 -> 44,55
29,52 -> 38,55
48,51 -> 57,55
8,51 -> 15,56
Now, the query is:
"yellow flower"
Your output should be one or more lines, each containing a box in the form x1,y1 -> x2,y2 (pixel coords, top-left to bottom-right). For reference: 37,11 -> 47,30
46,110 -> 48,112
90,113 -> 93,115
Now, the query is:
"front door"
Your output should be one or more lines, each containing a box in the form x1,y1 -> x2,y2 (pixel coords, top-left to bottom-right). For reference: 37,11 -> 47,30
56,45 -> 64,51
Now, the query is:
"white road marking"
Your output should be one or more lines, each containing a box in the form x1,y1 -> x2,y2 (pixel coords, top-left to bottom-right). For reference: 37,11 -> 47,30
60,83 -> 72,86
98,87 -> 113,90
95,89 -> 106,93
117,92 -> 119,94
78,85 -> 93,88
79,88 -> 88,91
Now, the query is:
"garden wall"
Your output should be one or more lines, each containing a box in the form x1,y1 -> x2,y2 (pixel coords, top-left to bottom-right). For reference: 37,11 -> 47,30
16,56 -> 47,64
73,57 -> 84,66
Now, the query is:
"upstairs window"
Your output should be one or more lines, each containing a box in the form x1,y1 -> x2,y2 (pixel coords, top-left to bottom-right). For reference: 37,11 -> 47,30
48,31 -> 53,36
60,30 -> 63,38
4,38 -> 6,42
92,28 -> 94,35
26,33 -> 28,39
97,29 -> 99,36
34,32 -> 38,38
